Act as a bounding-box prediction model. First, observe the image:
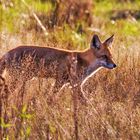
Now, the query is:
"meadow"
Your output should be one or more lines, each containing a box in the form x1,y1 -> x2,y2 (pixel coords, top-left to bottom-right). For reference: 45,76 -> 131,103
0,0 -> 140,139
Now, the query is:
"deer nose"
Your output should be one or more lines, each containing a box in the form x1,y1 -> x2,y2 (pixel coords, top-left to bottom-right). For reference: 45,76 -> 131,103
113,64 -> 117,68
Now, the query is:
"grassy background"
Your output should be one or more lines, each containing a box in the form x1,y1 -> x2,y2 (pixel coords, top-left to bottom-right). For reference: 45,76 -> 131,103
0,0 -> 140,139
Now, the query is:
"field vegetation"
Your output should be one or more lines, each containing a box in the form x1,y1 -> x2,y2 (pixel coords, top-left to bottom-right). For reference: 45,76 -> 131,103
0,0 -> 140,139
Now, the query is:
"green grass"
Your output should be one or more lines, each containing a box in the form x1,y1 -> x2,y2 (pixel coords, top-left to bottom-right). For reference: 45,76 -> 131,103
0,0 -> 54,32
27,0 -> 55,14
94,0 -> 140,15
93,0 -> 140,38
48,24 -> 88,50
1,0 -> 140,41
1,0 -> 140,50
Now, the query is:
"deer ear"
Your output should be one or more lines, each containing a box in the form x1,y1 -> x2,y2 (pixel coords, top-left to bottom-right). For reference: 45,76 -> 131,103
91,34 -> 101,49
104,35 -> 114,47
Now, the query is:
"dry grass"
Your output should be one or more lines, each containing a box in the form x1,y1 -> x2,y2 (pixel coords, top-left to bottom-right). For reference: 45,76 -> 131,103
1,0 -> 140,139
0,33 -> 140,140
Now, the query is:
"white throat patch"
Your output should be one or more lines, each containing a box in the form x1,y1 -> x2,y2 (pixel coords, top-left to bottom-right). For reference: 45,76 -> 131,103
80,67 -> 103,94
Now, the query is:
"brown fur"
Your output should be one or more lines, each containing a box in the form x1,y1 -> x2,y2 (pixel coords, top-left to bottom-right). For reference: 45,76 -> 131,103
0,34 -> 116,96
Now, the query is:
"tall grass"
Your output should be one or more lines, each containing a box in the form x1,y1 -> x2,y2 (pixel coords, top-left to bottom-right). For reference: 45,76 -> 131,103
0,0 -> 140,139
